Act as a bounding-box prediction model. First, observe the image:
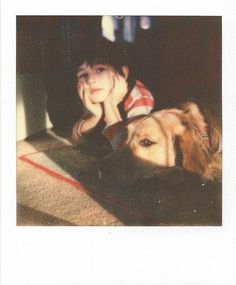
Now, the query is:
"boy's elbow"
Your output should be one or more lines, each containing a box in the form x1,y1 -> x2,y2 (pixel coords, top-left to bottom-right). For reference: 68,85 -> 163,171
71,122 -> 83,145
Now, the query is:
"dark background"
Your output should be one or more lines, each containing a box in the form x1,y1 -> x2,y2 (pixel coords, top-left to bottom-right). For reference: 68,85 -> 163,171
17,16 -> 221,134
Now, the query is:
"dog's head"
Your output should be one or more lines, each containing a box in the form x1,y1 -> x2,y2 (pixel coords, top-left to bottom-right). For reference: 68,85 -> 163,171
99,102 -> 222,184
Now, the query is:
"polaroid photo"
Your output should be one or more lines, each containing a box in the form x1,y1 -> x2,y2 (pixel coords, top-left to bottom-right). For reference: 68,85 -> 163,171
1,0 -> 236,284
16,15 -> 222,226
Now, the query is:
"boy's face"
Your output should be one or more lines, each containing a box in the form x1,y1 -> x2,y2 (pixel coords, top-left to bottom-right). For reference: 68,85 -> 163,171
77,62 -> 116,103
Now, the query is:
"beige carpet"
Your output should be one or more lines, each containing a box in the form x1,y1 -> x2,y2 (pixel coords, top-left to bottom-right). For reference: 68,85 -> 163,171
17,129 -> 123,226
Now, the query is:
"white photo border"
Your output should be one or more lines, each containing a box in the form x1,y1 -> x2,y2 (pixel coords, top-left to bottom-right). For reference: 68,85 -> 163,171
1,0 -> 236,284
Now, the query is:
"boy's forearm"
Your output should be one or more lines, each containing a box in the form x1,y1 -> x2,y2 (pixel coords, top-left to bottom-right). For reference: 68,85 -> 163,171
72,114 -> 100,144
103,101 -> 122,125
80,114 -> 101,134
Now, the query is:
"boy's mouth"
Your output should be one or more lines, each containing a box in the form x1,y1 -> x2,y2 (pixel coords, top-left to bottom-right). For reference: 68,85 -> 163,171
90,88 -> 103,94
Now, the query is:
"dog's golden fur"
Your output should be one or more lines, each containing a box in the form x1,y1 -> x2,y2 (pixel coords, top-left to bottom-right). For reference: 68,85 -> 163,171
113,101 -> 222,181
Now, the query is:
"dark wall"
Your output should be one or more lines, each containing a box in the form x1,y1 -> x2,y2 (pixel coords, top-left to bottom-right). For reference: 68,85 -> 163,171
17,16 -> 103,132
17,16 -> 221,131
130,16 -> 221,113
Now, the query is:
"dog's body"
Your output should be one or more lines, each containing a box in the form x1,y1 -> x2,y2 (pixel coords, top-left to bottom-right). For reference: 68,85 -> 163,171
99,101 -> 222,184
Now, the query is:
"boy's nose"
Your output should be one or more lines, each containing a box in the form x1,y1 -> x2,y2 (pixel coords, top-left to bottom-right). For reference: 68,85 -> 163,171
87,74 -> 96,85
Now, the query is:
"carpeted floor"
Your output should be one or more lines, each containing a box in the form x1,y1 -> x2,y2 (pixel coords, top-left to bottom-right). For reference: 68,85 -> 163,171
17,128 -> 222,226
17,129 -> 123,226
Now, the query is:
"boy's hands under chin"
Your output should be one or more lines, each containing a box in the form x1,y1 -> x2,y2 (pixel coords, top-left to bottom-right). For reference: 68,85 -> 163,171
78,82 -> 102,119
103,74 -> 128,125
106,74 -> 128,106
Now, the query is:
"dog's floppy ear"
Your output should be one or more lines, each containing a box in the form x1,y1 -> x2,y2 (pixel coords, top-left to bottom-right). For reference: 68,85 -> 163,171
207,117 -> 222,155
177,102 -> 221,179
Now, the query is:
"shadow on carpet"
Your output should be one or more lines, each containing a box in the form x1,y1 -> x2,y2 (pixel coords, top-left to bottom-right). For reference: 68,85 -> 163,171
19,138 -> 222,226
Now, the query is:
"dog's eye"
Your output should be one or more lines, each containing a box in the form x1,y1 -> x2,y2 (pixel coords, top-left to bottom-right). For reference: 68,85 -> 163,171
139,138 -> 154,147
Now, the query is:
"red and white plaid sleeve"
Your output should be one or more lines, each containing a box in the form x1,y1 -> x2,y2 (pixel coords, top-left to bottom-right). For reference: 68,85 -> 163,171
124,80 -> 155,118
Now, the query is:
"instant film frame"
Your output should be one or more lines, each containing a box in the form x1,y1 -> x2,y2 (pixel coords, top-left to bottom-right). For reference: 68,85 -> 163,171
1,0 -> 236,284
16,15 -> 222,226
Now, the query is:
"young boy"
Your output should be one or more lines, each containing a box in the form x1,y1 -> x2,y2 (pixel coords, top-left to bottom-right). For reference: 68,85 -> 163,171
72,39 -> 155,149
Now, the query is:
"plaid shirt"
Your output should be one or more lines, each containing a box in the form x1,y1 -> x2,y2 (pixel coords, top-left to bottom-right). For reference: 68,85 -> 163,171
124,80 -> 154,118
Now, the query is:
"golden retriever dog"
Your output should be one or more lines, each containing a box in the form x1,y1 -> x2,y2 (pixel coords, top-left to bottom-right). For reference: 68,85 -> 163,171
98,101 -> 222,184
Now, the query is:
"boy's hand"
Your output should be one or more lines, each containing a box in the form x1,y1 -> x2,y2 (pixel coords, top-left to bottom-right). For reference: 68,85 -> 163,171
107,74 -> 128,106
103,74 -> 127,125
78,82 -> 102,119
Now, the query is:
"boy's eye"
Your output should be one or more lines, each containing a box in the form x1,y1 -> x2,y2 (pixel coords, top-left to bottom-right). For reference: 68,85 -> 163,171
96,67 -> 106,73
78,73 -> 87,80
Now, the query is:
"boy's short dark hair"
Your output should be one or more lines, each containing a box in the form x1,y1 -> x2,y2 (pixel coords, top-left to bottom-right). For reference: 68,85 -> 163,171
74,37 -> 135,88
